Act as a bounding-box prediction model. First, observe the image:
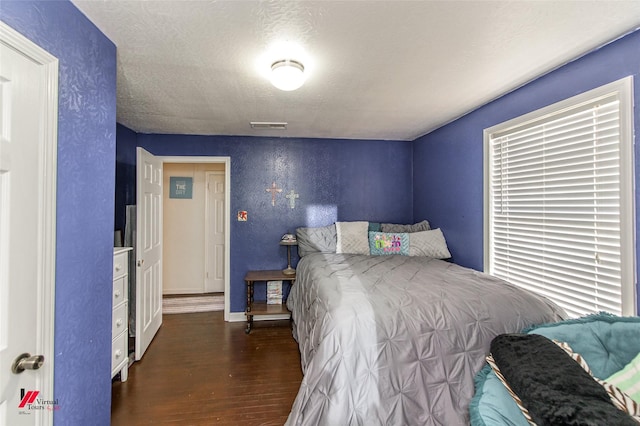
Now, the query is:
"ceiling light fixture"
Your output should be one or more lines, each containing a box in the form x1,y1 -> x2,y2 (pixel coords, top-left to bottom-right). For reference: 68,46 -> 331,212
270,59 -> 305,91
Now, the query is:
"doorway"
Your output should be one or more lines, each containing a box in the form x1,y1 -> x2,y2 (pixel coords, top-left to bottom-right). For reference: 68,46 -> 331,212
161,157 -> 230,320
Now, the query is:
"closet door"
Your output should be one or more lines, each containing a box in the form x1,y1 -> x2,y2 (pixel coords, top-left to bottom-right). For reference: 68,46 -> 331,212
205,171 -> 225,293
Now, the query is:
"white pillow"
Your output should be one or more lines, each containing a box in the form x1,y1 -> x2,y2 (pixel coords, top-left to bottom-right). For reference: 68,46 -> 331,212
408,228 -> 451,258
336,221 -> 369,255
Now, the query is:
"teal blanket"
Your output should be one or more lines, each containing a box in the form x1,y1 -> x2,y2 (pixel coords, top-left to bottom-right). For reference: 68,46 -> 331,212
470,313 -> 640,426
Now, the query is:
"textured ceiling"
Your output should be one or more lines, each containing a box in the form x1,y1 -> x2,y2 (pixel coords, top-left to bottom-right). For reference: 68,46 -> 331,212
72,0 -> 640,141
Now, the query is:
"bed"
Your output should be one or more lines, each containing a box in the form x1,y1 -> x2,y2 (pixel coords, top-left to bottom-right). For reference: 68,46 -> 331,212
285,222 -> 566,426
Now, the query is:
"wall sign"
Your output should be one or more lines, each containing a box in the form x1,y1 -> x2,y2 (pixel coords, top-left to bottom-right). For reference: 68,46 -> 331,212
169,177 -> 193,199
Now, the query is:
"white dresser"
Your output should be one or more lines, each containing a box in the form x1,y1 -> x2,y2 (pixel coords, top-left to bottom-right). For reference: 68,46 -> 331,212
112,247 -> 132,381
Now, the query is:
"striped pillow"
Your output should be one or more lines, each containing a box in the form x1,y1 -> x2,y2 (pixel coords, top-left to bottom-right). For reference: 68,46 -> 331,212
555,341 -> 640,420
606,352 -> 640,404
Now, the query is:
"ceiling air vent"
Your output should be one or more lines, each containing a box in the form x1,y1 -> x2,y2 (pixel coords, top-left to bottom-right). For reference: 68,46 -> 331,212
250,121 -> 287,130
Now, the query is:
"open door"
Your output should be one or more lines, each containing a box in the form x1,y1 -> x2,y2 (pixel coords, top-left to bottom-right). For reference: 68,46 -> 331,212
0,21 -> 57,426
135,147 -> 163,360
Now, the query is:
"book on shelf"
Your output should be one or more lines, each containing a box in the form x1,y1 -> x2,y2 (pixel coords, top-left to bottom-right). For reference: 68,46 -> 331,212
267,280 -> 283,304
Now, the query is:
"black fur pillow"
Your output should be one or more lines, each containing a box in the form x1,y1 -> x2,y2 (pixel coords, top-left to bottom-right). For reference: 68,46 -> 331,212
489,333 -> 637,426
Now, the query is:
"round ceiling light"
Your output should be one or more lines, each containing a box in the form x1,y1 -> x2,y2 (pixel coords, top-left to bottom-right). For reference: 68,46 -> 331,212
270,59 -> 305,91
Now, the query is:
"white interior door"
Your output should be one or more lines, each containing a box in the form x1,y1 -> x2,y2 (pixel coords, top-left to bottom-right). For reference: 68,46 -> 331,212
0,22 -> 57,426
135,147 -> 163,360
205,172 -> 225,293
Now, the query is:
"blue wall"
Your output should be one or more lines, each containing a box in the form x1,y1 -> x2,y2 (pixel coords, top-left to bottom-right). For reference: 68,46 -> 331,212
124,133 -> 414,312
413,29 -> 640,313
0,1 -> 117,425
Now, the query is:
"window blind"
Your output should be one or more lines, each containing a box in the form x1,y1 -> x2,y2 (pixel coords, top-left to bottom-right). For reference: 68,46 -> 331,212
486,80 -> 635,318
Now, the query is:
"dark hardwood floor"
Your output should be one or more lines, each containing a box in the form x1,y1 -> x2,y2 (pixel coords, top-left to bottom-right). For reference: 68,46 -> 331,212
111,312 -> 303,425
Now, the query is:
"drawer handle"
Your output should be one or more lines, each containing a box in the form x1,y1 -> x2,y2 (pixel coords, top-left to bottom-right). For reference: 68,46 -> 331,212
116,319 -> 123,327
115,263 -> 122,272
115,349 -> 122,359
114,290 -> 121,298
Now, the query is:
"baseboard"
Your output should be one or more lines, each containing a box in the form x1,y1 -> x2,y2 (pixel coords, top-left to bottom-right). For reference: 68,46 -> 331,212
227,312 -> 290,322
228,312 -> 246,322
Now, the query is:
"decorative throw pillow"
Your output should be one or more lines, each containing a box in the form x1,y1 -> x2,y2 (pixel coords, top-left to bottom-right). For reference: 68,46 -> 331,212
335,221 -> 369,255
485,354 -> 536,426
369,232 -> 409,256
598,378 -> 640,421
368,222 -> 382,232
296,224 -> 337,257
606,352 -> 640,404
380,220 -> 430,233
470,313 -> 640,426
487,333 -> 638,426
408,228 -> 451,258
554,341 -> 640,420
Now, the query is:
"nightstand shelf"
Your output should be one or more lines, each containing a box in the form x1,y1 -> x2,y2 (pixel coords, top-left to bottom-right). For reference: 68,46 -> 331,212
248,301 -> 290,315
244,270 -> 296,334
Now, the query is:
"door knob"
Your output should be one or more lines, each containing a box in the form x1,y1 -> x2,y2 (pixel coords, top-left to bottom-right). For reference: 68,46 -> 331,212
11,353 -> 44,374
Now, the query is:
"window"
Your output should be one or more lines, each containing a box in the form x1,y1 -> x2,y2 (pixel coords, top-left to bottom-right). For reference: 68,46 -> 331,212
484,77 -> 635,317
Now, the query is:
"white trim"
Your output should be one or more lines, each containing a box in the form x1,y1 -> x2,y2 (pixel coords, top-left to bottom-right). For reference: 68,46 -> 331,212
617,77 -> 637,316
0,21 -> 58,426
484,76 -> 636,316
253,314 -> 290,321
159,156 -> 232,321
483,126 -> 491,274
228,312 -> 246,322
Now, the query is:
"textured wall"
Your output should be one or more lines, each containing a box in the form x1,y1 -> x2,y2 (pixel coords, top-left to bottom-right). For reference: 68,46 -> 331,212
129,133 -> 414,312
413,29 -> 640,313
0,1 -> 117,425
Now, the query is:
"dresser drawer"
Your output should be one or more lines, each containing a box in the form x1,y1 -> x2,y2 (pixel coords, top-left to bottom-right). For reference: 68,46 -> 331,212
113,276 -> 127,306
112,248 -> 132,381
111,331 -> 128,376
113,252 -> 128,280
112,302 -> 128,337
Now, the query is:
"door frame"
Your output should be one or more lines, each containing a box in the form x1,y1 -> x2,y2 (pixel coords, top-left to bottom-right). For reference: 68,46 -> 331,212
159,156 -> 231,320
0,21 -> 58,426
